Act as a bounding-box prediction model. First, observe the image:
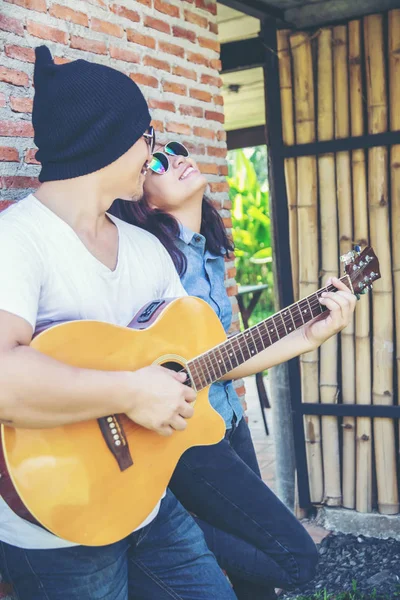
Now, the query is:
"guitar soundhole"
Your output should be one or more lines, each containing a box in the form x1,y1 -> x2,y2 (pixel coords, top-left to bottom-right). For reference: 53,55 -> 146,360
162,361 -> 192,388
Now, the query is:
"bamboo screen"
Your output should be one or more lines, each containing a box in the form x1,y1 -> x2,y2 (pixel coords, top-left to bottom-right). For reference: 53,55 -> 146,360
277,11 -> 400,515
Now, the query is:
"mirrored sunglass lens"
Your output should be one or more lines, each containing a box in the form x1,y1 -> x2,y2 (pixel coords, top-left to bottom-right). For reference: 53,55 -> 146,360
164,142 -> 188,157
149,154 -> 168,174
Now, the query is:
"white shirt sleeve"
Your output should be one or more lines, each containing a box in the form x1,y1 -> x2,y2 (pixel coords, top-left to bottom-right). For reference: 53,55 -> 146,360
157,242 -> 187,298
0,224 -> 43,329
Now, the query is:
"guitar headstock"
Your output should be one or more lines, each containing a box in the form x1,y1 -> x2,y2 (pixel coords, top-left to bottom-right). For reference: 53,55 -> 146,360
340,246 -> 381,296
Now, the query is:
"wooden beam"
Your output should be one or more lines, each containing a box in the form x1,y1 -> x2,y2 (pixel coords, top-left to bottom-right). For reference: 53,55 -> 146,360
286,0 -> 400,29
226,125 -> 266,150
217,0 -> 284,22
220,37 -> 264,74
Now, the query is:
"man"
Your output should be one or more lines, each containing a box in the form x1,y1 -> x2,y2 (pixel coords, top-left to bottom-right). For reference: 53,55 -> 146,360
0,46 -> 236,600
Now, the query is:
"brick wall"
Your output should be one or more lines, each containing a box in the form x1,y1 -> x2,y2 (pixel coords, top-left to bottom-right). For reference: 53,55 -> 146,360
0,0 -> 242,339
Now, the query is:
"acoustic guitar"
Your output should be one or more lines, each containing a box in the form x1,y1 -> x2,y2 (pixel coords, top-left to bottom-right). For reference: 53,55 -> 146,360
0,246 -> 380,545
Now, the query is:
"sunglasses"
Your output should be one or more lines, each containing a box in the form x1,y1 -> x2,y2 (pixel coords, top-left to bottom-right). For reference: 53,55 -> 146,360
148,142 -> 189,175
143,126 -> 156,154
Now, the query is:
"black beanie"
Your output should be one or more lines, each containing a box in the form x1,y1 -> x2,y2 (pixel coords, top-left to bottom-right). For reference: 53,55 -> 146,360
32,46 -> 151,182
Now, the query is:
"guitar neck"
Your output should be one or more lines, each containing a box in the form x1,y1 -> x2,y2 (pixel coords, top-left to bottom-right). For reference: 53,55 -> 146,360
187,274 -> 352,391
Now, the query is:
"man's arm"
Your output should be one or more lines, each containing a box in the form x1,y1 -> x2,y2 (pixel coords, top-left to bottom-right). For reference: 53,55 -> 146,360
0,311 -> 195,435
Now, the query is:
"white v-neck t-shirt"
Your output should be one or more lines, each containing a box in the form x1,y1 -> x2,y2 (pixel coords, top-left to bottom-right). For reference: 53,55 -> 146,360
0,195 -> 186,549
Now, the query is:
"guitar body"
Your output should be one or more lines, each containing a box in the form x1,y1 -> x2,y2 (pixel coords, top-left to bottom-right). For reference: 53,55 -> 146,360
0,297 -> 226,546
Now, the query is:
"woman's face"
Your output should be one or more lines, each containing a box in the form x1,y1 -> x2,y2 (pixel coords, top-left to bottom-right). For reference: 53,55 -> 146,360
143,143 -> 208,211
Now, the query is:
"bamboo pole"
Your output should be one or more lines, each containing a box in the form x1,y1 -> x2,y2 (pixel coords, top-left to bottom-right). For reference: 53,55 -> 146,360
290,31 -> 323,503
364,14 -> 398,515
349,19 -> 373,514
333,25 -> 356,510
389,9 -> 400,476
277,30 -> 298,301
317,28 -> 341,507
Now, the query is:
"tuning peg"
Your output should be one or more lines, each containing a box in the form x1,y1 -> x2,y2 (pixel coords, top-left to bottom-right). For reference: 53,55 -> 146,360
356,294 -> 361,301
354,245 -> 361,254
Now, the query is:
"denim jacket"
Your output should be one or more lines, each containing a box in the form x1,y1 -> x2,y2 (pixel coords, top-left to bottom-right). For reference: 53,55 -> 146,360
176,225 -> 243,429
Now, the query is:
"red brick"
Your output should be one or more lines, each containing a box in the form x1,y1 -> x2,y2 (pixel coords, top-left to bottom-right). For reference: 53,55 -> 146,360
198,36 -> 219,52
0,147 -> 19,162
222,199 -> 232,211
207,146 -> 227,158
173,65 -> 197,81
130,72 -> 158,88
133,0 -> 151,5
5,45 -> 36,63
163,81 -> 187,96
27,21 -> 69,45
223,218 -> 233,230
217,130 -> 227,142
151,119 -> 164,132
200,73 -> 222,87
0,66 -> 29,87
110,46 -> 140,64
110,4 -> 140,23
10,96 -> 33,113
0,120 -> 34,137
25,148 -> 40,164
1,176 -> 39,189
209,21 -> 218,34
198,162 -> 218,174
82,0 -> 107,7
226,266 -> 237,279
50,5 -> 88,26
5,0 -> 46,11
144,15 -> 170,34
195,0 -> 217,15
54,56 -> 71,65
158,41 -> 184,58
213,94 -> 224,106
154,0 -> 180,17
193,126 -> 215,140
227,284 -> 238,297
165,122 -> 192,135
184,9 -> 208,28
172,25 -> 196,43
179,104 -> 203,118
0,94 -> 6,108
0,13 -> 24,36
144,56 -> 170,73
190,88 -> 212,102
91,17 -> 123,38
206,110 -> 225,123
184,141 -> 205,155
210,58 -> 222,71
70,36 -> 107,55
209,181 -> 229,193
149,99 -> 175,112
127,30 -> 156,49
0,201 -> 15,212
234,384 -> 245,396
187,51 -> 209,67
219,164 -> 228,176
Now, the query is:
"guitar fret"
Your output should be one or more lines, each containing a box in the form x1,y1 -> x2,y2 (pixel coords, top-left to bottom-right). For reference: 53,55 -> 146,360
232,335 -> 247,364
279,311 -> 289,335
284,308 -> 296,332
275,313 -> 286,337
226,339 -> 239,370
296,301 -> 305,325
253,324 -> 266,352
191,359 -> 207,389
262,320 -> 273,346
204,351 -> 218,384
210,348 -> 224,379
198,357 -> 211,386
241,331 -> 253,361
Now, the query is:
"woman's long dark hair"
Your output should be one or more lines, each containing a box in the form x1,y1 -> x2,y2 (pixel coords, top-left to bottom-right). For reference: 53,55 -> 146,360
110,195 -> 234,276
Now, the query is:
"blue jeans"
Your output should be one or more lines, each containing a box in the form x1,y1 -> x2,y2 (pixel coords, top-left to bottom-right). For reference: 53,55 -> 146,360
0,490 -> 237,600
169,417 -> 318,600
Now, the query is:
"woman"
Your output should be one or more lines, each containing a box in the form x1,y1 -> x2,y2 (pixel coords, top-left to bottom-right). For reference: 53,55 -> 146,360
110,141 -> 356,599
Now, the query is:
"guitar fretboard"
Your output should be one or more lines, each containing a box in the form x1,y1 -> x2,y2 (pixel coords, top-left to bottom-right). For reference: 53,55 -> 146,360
187,275 -> 352,391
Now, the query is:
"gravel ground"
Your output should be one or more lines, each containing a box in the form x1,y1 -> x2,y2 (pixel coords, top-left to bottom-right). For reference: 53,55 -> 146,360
282,533 -> 400,599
